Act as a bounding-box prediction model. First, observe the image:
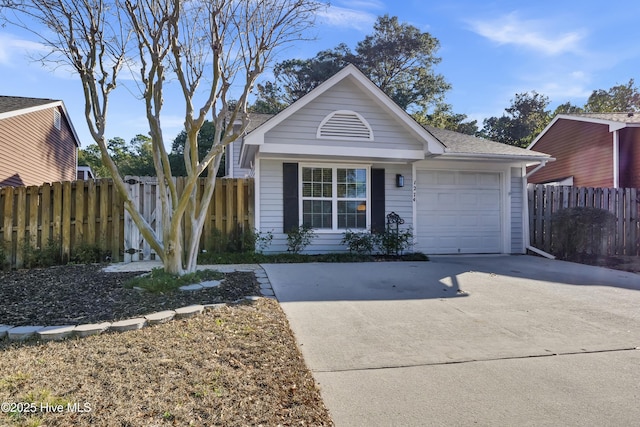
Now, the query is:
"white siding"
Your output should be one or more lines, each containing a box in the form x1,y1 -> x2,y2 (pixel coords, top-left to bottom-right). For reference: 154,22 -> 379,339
374,162 -> 413,229
258,159 -> 285,251
259,158 -> 415,254
263,78 -> 423,153
510,167 -> 525,253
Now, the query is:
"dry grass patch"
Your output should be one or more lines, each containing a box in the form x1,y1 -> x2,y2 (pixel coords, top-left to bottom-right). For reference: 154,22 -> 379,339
0,299 -> 332,426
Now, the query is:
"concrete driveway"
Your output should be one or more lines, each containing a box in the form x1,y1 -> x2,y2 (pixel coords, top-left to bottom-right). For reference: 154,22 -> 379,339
262,255 -> 640,426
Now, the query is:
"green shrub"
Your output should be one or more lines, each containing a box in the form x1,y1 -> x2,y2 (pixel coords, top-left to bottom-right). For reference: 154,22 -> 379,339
20,237 -> 63,268
374,227 -> 414,256
551,207 -> 616,259
206,226 -> 273,254
341,230 -> 375,255
286,224 -> 316,254
72,242 -> 108,264
0,241 -> 8,270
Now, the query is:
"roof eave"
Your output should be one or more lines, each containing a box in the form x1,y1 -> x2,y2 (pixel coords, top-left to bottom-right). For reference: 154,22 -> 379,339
0,100 -> 82,147
440,152 -> 555,163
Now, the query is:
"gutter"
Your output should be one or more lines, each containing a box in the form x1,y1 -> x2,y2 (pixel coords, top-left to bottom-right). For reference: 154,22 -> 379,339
522,160 -> 556,259
439,152 -> 552,162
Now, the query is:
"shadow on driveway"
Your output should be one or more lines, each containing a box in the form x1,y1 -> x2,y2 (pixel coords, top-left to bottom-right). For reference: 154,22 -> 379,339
263,255 -> 640,303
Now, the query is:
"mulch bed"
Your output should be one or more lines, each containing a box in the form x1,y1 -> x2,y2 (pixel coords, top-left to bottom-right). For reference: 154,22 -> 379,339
0,264 -> 334,426
0,264 -> 260,326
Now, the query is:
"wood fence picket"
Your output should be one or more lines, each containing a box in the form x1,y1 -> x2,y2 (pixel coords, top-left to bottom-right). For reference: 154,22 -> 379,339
0,177 -> 253,268
528,184 -> 639,256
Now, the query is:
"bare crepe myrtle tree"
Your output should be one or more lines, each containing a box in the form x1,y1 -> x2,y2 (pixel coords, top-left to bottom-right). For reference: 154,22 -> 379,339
1,0 -> 322,274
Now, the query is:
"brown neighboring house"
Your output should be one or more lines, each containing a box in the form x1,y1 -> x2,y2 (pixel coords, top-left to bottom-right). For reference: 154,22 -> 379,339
527,113 -> 640,188
0,96 -> 81,187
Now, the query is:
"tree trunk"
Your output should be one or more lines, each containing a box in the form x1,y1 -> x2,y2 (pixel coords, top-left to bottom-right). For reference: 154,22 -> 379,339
163,233 -> 185,275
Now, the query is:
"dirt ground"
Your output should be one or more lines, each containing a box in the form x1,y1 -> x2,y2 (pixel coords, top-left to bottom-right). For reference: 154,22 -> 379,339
0,265 -> 333,426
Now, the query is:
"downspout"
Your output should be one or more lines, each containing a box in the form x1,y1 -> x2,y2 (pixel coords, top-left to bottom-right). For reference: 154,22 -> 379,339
613,130 -> 620,189
523,160 -> 556,259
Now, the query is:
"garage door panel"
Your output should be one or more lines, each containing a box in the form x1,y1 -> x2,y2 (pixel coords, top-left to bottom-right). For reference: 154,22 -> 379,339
416,170 -> 502,254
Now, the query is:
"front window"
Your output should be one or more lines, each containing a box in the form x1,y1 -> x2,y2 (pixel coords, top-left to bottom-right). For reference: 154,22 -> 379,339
301,166 -> 369,230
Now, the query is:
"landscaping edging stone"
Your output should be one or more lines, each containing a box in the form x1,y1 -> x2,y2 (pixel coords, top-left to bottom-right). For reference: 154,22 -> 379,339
1,264 -> 277,342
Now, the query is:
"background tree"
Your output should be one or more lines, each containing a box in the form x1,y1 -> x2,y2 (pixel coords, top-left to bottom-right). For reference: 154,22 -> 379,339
79,135 -> 155,178
413,104 -> 478,135
1,0 -> 321,274
481,92 -> 551,147
552,102 -> 584,116
253,14 -> 452,116
584,78 -> 640,113
169,121 -> 225,177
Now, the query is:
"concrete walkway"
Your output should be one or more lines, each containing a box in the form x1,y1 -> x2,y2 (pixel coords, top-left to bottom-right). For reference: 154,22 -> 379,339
263,256 -> 640,426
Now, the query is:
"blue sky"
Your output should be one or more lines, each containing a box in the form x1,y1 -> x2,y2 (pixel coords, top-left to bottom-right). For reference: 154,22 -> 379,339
1,0 -> 639,148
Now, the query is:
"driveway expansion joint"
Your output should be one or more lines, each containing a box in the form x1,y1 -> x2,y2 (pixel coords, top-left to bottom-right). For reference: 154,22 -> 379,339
312,346 -> 640,374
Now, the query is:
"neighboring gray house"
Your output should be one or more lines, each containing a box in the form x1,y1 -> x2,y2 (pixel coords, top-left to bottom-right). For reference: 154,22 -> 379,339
230,65 -> 552,255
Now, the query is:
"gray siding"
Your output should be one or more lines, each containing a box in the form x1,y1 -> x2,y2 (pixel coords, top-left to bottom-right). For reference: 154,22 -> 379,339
259,159 -> 415,254
374,163 -> 413,229
226,139 -> 252,178
510,167 -> 524,253
263,78 -> 423,153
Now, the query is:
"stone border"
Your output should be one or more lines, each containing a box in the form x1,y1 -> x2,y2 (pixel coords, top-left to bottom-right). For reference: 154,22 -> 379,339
0,265 -> 277,342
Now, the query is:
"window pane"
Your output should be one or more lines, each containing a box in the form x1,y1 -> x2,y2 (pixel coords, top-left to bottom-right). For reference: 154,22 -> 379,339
303,199 -> 331,229
337,168 -> 366,199
323,183 -> 332,197
302,168 -> 311,181
338,201 -> 366,229
322,168 -> 332,182
302,183 -> 312,197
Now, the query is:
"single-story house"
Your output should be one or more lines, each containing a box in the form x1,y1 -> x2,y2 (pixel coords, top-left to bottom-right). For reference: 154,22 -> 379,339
226,65 -> 552,255
0,96 -> 81,187
527,113 -> 640,188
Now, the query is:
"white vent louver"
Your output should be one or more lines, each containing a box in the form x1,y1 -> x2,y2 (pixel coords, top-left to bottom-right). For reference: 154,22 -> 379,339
317,110 -> 373,141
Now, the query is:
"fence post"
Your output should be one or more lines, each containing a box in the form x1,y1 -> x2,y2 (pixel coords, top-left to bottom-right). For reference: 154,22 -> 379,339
3,187 -> 14,267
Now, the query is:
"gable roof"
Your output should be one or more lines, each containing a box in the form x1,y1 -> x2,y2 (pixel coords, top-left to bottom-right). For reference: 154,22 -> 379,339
0,95 -> 82,147
241,65 -> 445,159
0,96 -> 57,118
241,65 -> 551,165
528,112 -> 640,150
424,125 -> 550,161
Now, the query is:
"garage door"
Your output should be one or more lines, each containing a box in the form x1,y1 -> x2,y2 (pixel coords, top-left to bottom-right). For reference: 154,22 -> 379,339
415,170 -> 502,254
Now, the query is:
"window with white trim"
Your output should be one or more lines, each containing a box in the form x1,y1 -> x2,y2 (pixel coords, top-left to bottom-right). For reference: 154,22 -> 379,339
301,165 -> 369,230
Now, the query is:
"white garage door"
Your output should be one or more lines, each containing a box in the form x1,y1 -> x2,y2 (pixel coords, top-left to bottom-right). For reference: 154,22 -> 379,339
415,170 -> 502,254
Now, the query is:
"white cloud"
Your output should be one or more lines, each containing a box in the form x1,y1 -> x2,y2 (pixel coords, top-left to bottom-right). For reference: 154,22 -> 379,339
334,0 -> 385,10
316,5 -> 377,31
468,12 -> 585,56
0,33 -> 47,65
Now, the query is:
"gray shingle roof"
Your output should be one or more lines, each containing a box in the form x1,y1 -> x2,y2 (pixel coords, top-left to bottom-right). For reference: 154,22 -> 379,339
0,96 -> 58,115
423,125 -> 550,159
245,113 -> 274,133
564,112 -> 640,124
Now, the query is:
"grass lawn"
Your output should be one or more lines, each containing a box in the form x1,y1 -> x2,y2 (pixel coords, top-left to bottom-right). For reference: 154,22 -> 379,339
0,299 -> 333,426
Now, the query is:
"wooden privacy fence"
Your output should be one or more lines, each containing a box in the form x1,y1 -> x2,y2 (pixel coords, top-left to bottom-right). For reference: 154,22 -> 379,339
1,179 -> 123,269
528,184 -> 639,256
123,176 -> 254,262
0,177 -> 254,268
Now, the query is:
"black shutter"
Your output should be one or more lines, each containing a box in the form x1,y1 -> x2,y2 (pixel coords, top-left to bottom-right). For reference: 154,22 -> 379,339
283,163 -> 299,232
371,168 -> 385,233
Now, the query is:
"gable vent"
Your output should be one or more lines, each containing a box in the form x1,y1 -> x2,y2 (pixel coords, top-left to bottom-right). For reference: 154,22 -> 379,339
317,110 -> 373,141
